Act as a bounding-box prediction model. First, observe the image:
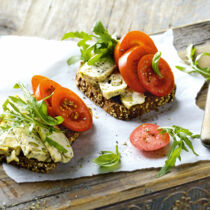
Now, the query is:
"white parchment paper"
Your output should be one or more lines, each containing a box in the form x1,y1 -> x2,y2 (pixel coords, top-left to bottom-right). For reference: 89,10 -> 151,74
1,30 -> 209,183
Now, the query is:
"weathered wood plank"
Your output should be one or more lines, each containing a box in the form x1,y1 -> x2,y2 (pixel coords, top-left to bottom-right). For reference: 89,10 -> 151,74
0,0 -> 210,38
174,21 -> 210,51
1,162 -> 209,210
100,177 -> 210,210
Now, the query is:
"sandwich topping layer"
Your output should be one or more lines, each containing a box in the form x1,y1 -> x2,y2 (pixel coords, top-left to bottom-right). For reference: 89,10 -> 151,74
0,121 -> 74,164
76,70 -> 176,120
0,82 -> 76,168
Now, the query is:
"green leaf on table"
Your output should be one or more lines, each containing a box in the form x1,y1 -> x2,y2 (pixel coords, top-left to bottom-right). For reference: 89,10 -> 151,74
93,145 -> 121,169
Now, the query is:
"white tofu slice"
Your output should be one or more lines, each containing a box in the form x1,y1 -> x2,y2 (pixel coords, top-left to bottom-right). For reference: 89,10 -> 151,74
14,127 -> 50,162
38,128 -> 74,163
0,131 -> 21,160
79,59 -> 116,82
121,88 -> 146,109
99,73 -> 127,99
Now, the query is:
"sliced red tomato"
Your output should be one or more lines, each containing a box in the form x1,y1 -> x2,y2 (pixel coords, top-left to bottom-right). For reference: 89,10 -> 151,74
114,31 -> 158,65
114,41 -> 120,65
34,79 -> 61,116
138,54 -> 175,96
52,87 -> 93,132
130,123 -> 170,151
118,45 -> 157,93
31,75 -> 49,94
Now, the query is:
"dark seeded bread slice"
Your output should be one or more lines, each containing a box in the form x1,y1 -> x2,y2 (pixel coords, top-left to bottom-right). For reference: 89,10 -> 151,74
76,72 -> 176,120
10,153 -> 57,173
0,128 -> 79,173
0,153 -> 56,173
0,154 -> 5,163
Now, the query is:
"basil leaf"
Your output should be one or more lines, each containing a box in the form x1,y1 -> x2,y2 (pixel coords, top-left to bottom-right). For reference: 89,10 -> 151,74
93,145 -> 121,169
152,52 -> 163,78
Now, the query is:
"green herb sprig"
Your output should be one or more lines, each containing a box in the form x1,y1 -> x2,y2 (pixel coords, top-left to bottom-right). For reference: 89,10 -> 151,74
62,21 -> 117,66
93,145 -> 121,169
176,44 -> 210,80
157,125 -> 200,177
152,51 -> 163,78
0,83 -> 67,153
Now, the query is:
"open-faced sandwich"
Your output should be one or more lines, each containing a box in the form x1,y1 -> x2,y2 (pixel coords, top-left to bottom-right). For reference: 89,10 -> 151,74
63,21 -> 175,120
0,76 -> 92,173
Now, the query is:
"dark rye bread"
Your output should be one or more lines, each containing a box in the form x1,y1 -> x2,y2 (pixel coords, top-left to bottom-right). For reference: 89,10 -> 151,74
0,128 -> 79,173
76,72 -> 176,120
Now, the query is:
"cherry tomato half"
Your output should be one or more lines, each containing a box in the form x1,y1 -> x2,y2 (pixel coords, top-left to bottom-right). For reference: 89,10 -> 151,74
52,87 -> 93,132
130,123 -> 170,151
31,75 -> 49,94
138,54 -> 175,97
34,79 -> 61,116
114,31 -> 158,65
118,45 -> 156,93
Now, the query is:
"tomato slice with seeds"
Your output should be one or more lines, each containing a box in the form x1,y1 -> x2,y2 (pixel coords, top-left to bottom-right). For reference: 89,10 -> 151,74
138,54 -> 175,97
114,31 -> 158,65
118,45 -> 156,93
34,79 -> 61,116
130,123 -> 170,151
52,87 -> 93,132
31,75 -> 49,94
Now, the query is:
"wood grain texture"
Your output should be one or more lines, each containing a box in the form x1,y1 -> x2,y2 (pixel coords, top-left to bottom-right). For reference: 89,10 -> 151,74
1,162 -> 210,210
0,1 -> 209,209
100,177 -> 210,209
0,0 -> 210,39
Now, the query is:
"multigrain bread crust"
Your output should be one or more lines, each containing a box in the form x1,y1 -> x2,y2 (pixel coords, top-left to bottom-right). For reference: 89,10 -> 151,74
76,71 -> 176,120
0,128 -> 79,173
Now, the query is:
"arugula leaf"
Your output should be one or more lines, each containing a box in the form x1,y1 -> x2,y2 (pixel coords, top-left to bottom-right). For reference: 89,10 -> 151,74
176,44 -> 210,80
1,82 -> 64,138
0,82 -> 69,154
15,82 -> 64,127
157,125 -> 199,177
67,55 -> 81,65
62,21 -> 117,66
45,137 -> 68,154
152,52 -> 163,78
93,145 -> 121,169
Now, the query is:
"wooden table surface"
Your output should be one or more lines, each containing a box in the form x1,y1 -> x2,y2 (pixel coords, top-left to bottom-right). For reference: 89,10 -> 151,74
0,1 -> 210,209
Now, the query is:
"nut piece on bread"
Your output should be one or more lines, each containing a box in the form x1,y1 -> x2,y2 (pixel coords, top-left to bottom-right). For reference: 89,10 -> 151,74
76,69 -> 176,120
